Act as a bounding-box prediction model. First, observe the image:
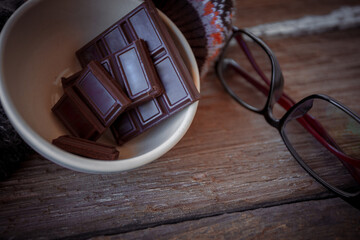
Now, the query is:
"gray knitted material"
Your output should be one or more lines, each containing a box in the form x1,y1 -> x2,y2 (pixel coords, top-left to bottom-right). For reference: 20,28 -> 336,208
0,103 -> 32,180
0,0 -> 31,180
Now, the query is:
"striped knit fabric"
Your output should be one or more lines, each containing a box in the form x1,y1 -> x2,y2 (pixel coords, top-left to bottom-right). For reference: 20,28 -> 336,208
153,0 -> 234,77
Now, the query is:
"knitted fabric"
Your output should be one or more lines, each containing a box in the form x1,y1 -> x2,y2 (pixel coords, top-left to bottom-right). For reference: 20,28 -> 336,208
0,0 -> 32,180
153,0 -> 234,76
0,103 -> 32,180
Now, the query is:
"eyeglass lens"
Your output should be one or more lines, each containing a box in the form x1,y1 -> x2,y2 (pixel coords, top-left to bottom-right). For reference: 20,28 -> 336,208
283,98 -> 360,195
219,32 -> 271,110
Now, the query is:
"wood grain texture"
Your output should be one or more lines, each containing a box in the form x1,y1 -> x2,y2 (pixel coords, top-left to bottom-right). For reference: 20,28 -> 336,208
1,29 -> 360,239
1,0 -> 360,239
90,198 -> 360,240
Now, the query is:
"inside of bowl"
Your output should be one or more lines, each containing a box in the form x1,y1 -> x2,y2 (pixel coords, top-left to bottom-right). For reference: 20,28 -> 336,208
0,0 -> 199,168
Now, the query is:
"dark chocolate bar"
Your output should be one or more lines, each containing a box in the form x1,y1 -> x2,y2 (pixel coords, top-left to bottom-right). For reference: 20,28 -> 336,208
52,88 -> 106,140
53,135 -> 119,160
72,61 -> 131,126
63,39 -> 164,109
76,1 -> 200,144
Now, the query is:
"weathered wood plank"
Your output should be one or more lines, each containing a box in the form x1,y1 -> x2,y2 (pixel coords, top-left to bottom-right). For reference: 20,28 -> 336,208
1,28 -> 360,239
90,198 -> 360,240
1,0 -> 360,239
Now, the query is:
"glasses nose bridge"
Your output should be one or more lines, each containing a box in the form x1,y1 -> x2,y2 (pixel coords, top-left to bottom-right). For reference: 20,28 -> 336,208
262,62 -> 284,129
263,106 -> 281,129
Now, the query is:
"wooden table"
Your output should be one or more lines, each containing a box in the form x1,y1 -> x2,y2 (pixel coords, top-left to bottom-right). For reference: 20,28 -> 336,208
1,0 -> 360,239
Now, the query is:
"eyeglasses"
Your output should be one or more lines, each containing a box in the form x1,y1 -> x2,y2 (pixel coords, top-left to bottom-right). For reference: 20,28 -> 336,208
215,27 -> 360,209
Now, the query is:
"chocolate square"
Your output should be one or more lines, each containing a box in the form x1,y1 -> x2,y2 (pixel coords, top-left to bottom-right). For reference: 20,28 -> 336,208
51,88 -> 106,140
73,61 -> 131,126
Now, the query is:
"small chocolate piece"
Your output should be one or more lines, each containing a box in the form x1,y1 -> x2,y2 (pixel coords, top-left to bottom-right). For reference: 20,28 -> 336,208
53,135 -> 119,160
76,1 -> 200,144
73,61 -> 131,126
52,88 -> 106,140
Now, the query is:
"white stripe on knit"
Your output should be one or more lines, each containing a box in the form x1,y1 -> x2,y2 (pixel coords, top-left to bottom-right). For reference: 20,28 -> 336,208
247,5 -> 360,37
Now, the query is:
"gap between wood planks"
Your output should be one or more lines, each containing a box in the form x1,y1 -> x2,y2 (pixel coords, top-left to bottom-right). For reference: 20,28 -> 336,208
62,5 -> 360,239
62,194 -> 336,240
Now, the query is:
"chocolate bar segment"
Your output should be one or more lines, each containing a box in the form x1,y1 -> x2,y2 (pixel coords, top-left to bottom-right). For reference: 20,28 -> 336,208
52,88 -> 106,140
53,135 -> 119,160
112,98 -> 167,144
111,39 -> 164,105
73,61 -> 131,126
53,61 -> 132,140
65,40 -> 164,109
111,111 -> 141,145
76,1 -> 200,144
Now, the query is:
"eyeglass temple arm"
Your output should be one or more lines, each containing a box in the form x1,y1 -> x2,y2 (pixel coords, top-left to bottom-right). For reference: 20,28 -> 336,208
236,35 -> 271,86
232,35 -> 360,169
235,34 -> 340,145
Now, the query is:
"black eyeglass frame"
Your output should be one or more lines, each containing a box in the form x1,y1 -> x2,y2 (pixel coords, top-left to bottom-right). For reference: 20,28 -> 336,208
215,27 -> 360,208
216,27 -> 284,128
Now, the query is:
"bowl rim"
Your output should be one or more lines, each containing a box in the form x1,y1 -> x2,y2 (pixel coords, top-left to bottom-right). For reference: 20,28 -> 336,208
0,0 -> 200,173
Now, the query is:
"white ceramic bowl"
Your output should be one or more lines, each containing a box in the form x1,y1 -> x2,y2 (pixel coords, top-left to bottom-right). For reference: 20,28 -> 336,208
0,0 -> 200,173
